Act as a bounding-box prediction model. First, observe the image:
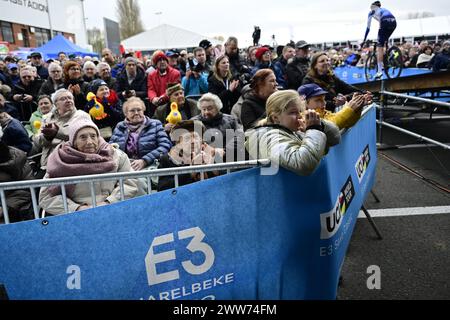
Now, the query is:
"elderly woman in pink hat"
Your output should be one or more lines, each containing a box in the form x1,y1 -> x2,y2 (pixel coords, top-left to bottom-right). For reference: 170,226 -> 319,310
39,120 -> 142,215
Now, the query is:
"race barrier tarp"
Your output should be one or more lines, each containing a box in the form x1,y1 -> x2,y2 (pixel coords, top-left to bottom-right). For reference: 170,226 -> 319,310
334,65 -> 432,84
0,107 -> 377,300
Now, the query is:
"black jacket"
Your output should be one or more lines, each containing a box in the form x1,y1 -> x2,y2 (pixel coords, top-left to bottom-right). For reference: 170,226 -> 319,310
286,56 -> 310,90
38,78 -> 64,96
63,78 -> 90,110
241,92 -> 267,131
11,79 -> 43,120
302,74 -> 362,111
207,75 -> 241,114
115,67 -> 148,101
157,154 -> 197,191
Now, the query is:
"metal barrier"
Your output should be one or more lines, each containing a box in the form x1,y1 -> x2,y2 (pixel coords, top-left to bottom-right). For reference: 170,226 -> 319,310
0,159 -> 271,225
378,86 -> 450,150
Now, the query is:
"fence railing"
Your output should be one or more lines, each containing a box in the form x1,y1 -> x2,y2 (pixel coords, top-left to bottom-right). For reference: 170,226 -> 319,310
0,159 -> 271,225
378,88 -> 450,150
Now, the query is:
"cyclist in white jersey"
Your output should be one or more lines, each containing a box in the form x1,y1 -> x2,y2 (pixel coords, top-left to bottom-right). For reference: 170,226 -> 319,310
363,1 -> 397,78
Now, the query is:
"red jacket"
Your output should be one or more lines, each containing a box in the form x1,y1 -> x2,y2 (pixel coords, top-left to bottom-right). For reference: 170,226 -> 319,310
147,67 -> 181,104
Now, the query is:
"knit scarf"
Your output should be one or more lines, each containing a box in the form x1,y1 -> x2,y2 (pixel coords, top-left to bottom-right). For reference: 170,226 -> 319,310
125,117 -> 148,159
199,113 -> 223,127
46,138 -> 118,197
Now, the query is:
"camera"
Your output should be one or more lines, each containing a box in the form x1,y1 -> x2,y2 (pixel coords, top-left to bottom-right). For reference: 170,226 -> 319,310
188,58 -> 195,71
125,89 -> 132,97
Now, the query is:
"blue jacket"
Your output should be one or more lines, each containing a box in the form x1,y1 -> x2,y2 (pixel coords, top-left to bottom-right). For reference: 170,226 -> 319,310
431,51 -> 450,72
109,117 -> 172,165
2,118 -> 32,154
181,73 -> 208,97
273,58 -> 289,89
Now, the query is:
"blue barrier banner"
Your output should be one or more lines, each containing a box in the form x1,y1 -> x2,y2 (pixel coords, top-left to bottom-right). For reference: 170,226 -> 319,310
0,108 -> 377,300
334,65 -> 432,84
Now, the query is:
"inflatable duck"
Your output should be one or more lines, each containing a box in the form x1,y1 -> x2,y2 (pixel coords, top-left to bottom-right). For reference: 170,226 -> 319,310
33,120 -> 42,130
166,102 -> 182,125
86,92 -> 108,120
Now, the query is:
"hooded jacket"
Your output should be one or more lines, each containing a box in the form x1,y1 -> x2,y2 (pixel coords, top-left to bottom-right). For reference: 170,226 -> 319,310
245,120 -> 340,176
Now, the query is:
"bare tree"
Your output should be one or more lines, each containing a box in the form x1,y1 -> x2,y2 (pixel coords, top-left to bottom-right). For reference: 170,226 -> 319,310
87,28 -> 105,55
116,0 -> 145,40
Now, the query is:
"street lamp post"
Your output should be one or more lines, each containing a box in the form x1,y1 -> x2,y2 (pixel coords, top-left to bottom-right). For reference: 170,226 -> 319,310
45,0 -> 54,39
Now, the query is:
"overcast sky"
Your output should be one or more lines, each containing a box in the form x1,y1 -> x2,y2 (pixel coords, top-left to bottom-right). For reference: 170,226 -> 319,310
84,0 -> 450,46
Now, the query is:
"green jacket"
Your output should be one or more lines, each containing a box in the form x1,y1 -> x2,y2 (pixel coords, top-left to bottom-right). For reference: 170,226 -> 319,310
25,109 -> 44,137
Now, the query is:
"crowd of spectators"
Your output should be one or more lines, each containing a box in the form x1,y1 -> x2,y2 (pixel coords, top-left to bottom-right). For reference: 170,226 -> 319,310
10,33 -> 446,222
326,39 -> 450,72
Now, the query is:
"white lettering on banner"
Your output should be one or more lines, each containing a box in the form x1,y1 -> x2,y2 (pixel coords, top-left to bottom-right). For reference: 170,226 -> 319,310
145,227 -> 215,286
66,265 -> 81,290
320,176 -> 355,240
355,145 -> 371,183
319,215 -> 354,257
144,273 -> 235,300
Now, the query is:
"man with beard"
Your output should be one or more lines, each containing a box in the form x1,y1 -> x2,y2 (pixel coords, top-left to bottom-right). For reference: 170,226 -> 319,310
115,57 -> 148,102
101,48 -> 123,78
29,52 -> 49,80
224,36 -> 249,77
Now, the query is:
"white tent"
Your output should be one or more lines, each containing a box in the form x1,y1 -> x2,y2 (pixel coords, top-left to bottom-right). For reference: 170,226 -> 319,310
121,24 -> 220,51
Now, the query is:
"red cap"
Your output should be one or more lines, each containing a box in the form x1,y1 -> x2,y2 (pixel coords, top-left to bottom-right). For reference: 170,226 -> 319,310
152,52 -> 168,65
255,47 -> 271,60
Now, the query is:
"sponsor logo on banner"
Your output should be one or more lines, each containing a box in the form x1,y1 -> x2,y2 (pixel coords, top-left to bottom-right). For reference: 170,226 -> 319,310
355,145 -> 371,183
143,226 -> 234,300
320,176 -> 355,239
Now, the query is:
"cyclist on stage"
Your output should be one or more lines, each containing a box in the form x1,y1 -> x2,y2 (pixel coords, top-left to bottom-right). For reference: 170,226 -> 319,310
362,1 -> 397,78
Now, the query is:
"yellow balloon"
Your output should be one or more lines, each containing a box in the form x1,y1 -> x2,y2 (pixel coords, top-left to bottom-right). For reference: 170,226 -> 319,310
33,120 -> 41,129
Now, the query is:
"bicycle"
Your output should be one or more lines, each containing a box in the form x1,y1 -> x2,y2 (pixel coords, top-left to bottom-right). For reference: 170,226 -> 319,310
364,40 -> 403,81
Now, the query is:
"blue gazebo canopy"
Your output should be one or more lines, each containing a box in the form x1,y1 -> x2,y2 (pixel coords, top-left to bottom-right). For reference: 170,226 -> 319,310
32,35 -> 98,60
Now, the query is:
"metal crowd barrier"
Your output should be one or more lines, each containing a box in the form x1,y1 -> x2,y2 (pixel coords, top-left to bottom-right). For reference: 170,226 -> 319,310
378,88 -> 450,150
0,159 -> 271,225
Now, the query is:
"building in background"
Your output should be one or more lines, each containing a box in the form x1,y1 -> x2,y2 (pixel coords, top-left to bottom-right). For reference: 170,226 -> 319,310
0,0 -> 88,52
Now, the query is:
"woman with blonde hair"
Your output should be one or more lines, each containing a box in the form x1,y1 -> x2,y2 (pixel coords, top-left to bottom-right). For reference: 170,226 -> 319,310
245,90 -> 340,176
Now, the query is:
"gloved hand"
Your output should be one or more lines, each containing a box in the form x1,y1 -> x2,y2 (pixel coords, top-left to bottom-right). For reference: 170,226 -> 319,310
41,123 -> 59,141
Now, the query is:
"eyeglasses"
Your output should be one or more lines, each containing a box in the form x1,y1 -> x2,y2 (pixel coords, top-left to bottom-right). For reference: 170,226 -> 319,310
57,96 -> 73,102
69,67 -> 81,71
127,108 -> 144,114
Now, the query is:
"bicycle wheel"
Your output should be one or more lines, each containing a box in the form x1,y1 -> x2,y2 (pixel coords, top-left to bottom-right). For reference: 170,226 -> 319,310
364,52 -> 378,82
384,46 -> 403,79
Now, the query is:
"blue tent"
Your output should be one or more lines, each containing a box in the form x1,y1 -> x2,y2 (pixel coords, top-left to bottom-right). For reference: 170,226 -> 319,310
32,35 -> 99,60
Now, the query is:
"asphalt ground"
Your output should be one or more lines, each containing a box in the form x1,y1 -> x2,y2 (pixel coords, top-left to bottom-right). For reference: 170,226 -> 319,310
338,107 -> 450,300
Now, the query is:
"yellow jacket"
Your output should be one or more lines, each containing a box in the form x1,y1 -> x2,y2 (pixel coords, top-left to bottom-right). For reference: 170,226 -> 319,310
317,105 -> 361,130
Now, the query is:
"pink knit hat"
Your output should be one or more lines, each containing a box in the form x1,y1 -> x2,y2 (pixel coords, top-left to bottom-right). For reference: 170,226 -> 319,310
68,119 -> 100,145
